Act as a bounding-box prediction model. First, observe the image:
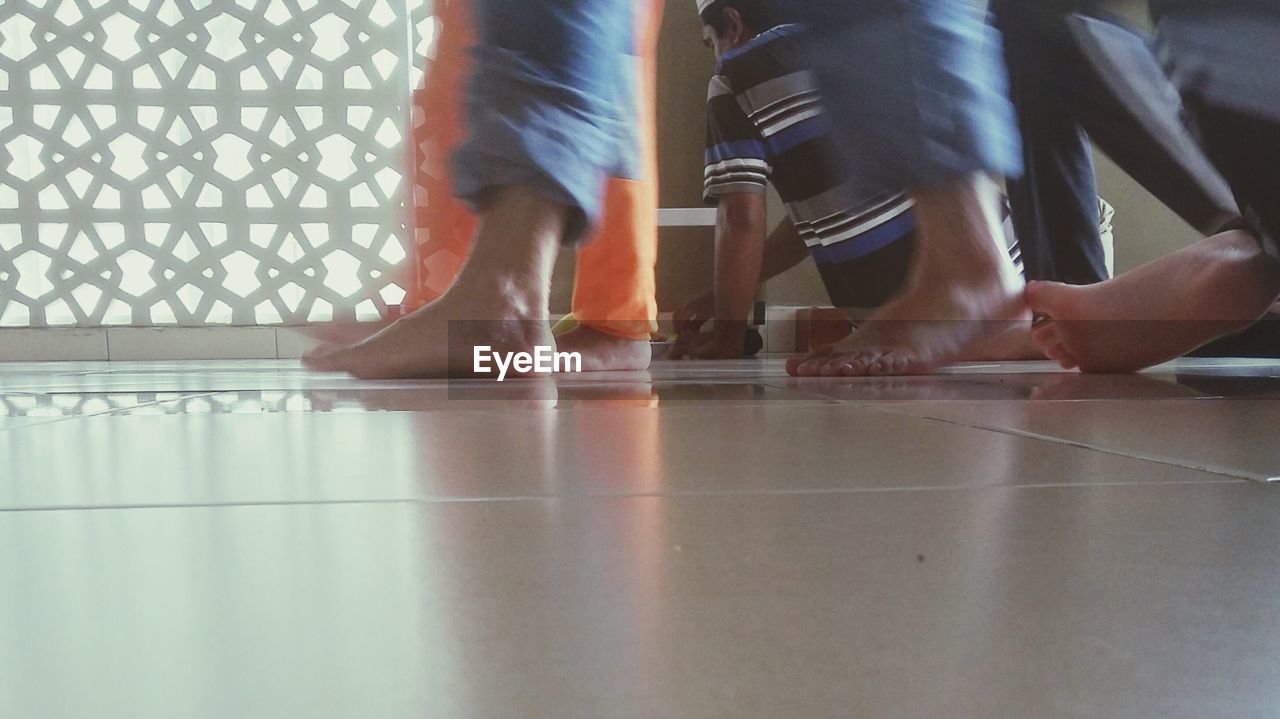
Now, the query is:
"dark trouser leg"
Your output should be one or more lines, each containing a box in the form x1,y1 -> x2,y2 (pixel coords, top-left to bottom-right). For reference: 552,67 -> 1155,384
995,2 -> 1238,284
995,0 -> 1107,285
1186,102 -> 1280,263
1066,14 -> 1237,235
1184,100 -> 1280,357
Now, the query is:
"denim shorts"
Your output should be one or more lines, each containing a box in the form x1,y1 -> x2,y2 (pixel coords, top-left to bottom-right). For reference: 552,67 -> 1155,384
451,0 -> 640,244
776,0 -> 1023,189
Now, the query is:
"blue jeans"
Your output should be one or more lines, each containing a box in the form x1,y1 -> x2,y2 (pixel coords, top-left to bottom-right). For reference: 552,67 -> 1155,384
451,0 -> 638,244
776,0 -> 1022,190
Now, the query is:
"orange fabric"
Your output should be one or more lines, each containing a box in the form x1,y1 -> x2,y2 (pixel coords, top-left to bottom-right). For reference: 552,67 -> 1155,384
410,0 -> 478,303
570,0 -> 664,340
409,0 -> 662,340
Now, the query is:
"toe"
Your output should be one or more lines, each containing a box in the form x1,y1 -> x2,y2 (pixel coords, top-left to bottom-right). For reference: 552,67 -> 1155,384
1025,281 -> 1067,317
876,353 -> 912,376
820,356 -> 852,376
785,356 -> 804,376
1042,342 -> 1079,370
301,345 -> 343,371
871,352 -> 927,376
1030,321 -> 1057,345
866,355 -> 891,376
796,357 -> 828,377
838,353 -> 877,376
1026,281 -> 1093,327
789,346 -> 834,377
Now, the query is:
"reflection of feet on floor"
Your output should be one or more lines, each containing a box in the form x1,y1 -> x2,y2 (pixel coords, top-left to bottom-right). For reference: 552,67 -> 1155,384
555,370 -> 656,407
800,376 -> 1033,402
554,325 -> 652,372
444,375 -> 561,409
1028,373 -> 1202,401
1028,230 -> 1280,374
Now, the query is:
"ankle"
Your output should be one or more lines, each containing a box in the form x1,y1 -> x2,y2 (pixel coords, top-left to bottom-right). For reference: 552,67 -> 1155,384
909,251 -> 1022,302
490,275 -> 550,321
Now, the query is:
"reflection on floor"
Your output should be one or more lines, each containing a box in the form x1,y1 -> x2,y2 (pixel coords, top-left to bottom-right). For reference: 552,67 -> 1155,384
2,358 -> 1279,718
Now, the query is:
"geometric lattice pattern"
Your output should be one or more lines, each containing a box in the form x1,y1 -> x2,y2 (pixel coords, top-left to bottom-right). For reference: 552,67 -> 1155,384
0,0 -> 440,327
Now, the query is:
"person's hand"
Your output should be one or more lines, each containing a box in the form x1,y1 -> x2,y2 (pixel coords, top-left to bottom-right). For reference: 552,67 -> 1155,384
668,326 -> 746,360
672,291 -> 715,336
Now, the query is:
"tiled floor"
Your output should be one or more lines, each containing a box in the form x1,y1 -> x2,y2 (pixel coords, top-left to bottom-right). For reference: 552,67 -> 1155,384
2,357 -> 1279,718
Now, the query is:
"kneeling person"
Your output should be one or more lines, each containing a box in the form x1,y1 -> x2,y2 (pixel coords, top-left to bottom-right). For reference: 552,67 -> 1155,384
672,0 -> 1026,360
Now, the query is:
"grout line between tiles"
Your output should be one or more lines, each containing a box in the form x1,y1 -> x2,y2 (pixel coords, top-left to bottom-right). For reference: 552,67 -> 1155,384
857,402 -> 1274,483
0,477 -> 1252,514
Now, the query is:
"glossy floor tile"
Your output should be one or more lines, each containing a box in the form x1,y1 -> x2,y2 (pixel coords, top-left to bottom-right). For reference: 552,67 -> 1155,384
1,401 -> 1244,510
2,358 -> 1279,718
2,483 -> 1279,719
879,399 -> 1280,481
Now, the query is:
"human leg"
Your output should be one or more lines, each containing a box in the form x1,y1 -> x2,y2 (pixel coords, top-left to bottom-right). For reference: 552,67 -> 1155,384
305,0 -> 636,378
994,0 -> 1110,286
789,174 -> 1029,376
1027,0 -> 1280,373
1027,229 -> 1278,372
780,0 -> 1029,377
557,0 -> 665,372
1028,104 -> 1280,372
1064,13 -> 1238,236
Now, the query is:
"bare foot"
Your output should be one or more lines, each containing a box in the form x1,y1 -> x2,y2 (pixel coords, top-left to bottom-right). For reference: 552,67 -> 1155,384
302,305 -> 555,379
302,186 -> 565,379
788,317 -> 1042,374
554,324 -> 652,372
786,285 -> 1029,377
787,175 -> 1029,377
1028,373 -> 1200,401
1027,229 -> 1280,373
955,323 -> 1044,362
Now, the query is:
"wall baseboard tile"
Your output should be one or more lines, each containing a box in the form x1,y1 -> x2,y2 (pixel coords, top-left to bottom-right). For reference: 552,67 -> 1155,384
105,328 -> 279,361
0,329 -> 110,361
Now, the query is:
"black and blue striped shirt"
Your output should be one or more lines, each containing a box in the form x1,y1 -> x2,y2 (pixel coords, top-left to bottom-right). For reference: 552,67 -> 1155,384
703,24 -> 1020,309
